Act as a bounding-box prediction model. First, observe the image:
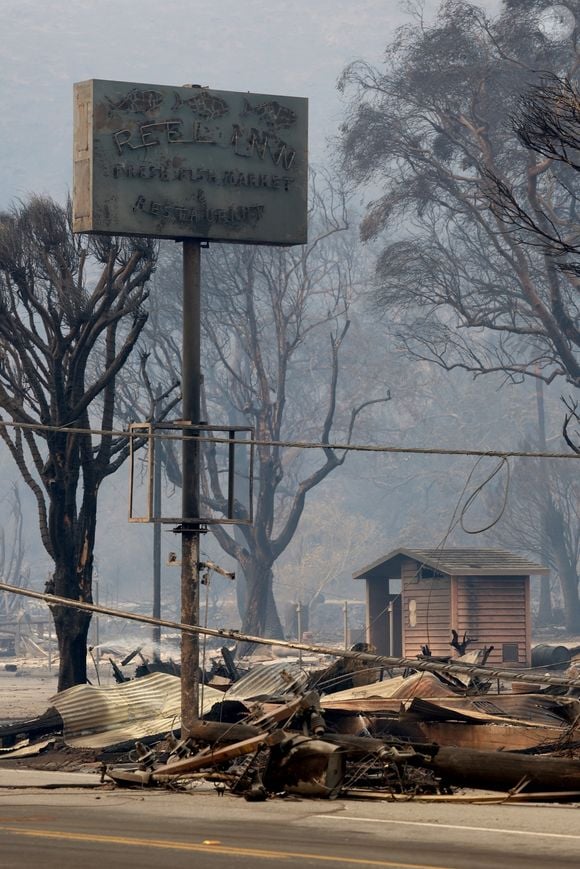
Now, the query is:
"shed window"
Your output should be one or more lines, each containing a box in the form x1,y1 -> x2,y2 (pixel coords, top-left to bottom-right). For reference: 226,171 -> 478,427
389,578 -> 402,595
502,643 -> 519,663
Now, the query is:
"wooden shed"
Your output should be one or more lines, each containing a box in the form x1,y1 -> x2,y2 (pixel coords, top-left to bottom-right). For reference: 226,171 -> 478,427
353,548 -> 549,668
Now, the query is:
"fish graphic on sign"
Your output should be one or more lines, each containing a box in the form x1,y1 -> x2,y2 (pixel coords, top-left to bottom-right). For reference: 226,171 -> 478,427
172,91 -> 230,119
106,88 -> 164,113
242,99 -> 297,129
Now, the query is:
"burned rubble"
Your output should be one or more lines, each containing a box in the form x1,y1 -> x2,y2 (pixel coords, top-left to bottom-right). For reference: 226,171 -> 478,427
2,639 -> 580,803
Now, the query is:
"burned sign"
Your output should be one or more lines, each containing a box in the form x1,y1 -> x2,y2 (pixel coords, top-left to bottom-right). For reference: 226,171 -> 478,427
73,80 -> 308,245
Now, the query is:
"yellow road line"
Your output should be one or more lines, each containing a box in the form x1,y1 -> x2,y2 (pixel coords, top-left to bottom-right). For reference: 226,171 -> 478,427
0,824 -> 455,869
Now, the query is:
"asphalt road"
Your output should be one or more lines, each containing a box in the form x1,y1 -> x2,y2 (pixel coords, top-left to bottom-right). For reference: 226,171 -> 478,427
0,775 -> 579,868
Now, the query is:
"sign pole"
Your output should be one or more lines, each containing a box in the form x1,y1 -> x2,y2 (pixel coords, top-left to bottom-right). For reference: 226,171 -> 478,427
181,238 -> 202,733
73,76 -> 308,725
152,388 -> 162,657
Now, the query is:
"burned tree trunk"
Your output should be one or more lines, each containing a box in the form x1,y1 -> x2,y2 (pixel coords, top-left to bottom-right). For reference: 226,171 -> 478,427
547,498 -> 580,633
52,606 -> 92,688
46,489 -> 98,690
241,559 -> 284,642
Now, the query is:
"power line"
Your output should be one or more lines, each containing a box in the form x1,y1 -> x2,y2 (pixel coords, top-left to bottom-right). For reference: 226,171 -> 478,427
1,579 -> 579,690
0,418 -> 578,461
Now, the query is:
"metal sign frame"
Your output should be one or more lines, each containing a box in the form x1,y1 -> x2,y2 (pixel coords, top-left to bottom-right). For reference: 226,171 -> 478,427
128,422 -> 254,525
73,79 -> 308,245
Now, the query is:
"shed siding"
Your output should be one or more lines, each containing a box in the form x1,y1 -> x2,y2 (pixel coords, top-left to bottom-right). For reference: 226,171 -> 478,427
402,560 -> 451,658
455,576 -> 529,666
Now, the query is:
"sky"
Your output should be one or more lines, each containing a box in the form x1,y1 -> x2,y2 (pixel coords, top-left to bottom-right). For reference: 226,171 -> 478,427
0,0 -> 500,208
1,0 -> 515,605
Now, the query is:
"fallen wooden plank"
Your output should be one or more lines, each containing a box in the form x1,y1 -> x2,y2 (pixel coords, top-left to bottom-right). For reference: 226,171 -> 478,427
251,690 -> 322,729
106,768 -> 152,787
150,730 -> 284,780
184,720 -> 262,745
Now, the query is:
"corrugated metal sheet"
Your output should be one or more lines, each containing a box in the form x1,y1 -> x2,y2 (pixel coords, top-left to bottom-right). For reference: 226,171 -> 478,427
226,661 -> 308,701
52,664 -> 308,749
321,672 -> 454,703
51,673 -> 223,749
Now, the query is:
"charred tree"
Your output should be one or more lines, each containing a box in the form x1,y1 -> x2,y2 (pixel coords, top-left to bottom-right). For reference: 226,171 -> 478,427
0,197 -> 158,689
146,175 -> 390,642
339,1 -> 580,387
563,397 -> 580,454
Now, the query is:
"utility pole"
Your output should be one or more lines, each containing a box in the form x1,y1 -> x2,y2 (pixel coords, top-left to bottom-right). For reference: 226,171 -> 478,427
535,375 -> 553,626
152,417 -> 162,657
296,602 -> 303,666
73,78 -> 306,732
180,239 -> 202,733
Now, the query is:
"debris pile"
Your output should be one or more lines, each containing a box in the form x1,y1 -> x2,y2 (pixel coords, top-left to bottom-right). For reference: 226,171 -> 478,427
2,642 -> 580,803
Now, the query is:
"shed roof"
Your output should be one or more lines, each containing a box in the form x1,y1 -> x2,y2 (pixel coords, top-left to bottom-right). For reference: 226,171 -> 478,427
353,548 -> 549,580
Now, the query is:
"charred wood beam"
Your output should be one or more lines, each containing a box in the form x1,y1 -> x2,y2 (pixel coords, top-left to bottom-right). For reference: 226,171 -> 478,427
150,730 -> 284,780
420,746 -> 580,793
